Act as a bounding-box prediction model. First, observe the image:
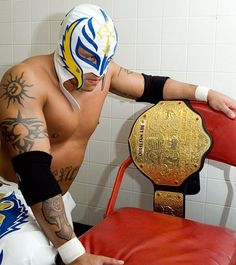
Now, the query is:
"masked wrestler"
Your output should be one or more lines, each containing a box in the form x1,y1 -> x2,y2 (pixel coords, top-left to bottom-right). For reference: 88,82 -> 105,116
0,3 -> 235,265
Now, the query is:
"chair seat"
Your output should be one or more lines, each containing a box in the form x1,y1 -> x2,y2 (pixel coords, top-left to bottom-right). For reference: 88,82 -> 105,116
80,208 -> 236,265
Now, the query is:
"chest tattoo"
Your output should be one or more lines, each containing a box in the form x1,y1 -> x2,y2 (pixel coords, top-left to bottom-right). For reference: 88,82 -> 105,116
53,166 -> 80,183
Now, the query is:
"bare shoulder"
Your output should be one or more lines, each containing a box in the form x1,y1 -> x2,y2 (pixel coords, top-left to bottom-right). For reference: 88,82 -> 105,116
110,60 -> 137,77
108,60 -> 134,80
0,58 -> 51,156
108,60 -> 144,99
0,55 -> 53,111
108,60 -> 121,76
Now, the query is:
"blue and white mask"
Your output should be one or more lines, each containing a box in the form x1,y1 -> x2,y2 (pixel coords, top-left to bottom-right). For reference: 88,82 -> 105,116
54,4 -> 118,109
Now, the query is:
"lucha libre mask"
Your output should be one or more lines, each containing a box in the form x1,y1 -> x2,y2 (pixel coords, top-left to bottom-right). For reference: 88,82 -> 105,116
54,4 -> 118,109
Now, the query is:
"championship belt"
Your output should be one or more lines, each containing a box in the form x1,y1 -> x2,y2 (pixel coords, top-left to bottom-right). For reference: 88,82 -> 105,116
128,100 -> 212,217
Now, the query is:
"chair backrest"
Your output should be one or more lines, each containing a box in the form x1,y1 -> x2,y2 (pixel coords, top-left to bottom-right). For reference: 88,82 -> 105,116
191,101 -> 236,166
105,100 -> 236,218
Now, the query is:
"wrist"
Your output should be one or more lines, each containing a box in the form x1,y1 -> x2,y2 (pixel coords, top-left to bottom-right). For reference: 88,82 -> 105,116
195,86 -> 210,102
57,237 -> 86,264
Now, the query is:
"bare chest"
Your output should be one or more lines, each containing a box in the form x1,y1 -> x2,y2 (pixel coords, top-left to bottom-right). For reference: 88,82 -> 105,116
43,84 -> 109,192
45,85 -> 108,143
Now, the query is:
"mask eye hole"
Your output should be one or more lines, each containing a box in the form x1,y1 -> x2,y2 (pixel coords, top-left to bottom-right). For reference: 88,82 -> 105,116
78,47 -> 98,64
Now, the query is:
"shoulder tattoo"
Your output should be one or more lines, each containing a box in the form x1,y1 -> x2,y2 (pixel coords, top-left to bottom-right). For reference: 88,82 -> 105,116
0,111 -> 48,153
118,67 -> 134,76
0,72 -> 34,108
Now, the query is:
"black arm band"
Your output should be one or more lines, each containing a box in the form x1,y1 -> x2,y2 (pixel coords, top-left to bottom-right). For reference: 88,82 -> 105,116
136,74 -> 170,104
12,151 -> 62,206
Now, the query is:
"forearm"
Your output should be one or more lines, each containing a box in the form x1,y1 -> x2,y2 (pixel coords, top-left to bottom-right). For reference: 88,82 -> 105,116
141,76 -> 211,102
32,195 -> 87,264
11,151 -> 86,263
31,194 -> 76,248
163,79 -> 197,101
138,75 -> 236,119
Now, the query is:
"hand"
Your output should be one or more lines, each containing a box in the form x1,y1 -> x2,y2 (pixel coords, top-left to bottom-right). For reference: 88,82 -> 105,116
208,89 -> 236,119
69,252 -> 124,265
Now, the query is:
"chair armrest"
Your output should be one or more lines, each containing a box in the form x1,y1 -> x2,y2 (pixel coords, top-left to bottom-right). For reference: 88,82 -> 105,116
104,156 -> 132,217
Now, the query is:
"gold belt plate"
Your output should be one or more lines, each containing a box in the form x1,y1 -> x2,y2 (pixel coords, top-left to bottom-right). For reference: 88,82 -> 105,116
129,101 -> 211,186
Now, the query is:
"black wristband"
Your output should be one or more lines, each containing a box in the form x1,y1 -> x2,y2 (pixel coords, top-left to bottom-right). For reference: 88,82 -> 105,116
136,74 -> 170,104
12,151 -> 62,206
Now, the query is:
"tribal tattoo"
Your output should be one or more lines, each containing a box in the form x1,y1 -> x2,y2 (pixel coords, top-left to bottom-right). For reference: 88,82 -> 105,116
0,111 -> 48,153
42,195 -> 73,240
0,72 -> 34,108
53,166 -> 80,183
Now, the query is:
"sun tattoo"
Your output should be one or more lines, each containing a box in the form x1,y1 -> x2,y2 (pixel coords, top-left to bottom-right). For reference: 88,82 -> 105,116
0,72 -> 34,108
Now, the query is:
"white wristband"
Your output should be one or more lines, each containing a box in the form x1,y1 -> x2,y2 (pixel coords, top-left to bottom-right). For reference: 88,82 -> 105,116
57,237 -> 86,264
195,86 -> 210,102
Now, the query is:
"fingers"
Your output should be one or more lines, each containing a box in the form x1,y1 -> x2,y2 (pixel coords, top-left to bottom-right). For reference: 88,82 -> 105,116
221,103 -> 236,119
227,100 -> 236,119
227,109 -> 236,119
103,257 -> 124,265
208,90 -> 236,119
71,252 -> 124,265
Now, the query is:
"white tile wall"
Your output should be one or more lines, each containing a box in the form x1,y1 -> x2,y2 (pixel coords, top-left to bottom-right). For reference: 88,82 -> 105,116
189,0 -> 218,17
31,0 -> 50,21
0,45 -> 13,65
1,4 -> 11,23
115,44 -> 136,70
1,0 -> 236,231
13,0 -> 31,22
218,0 -> 236,15
13,22 -> 31,44
163,0 -> 189,17
162,18 -> 188,44
161,44 -> 188,72
115,19 -> 137,44
216,17 -> 236,44
0,23 -> 13,44
113,0 -> 137,20
137,19 -> 162,44
138,0 -> 162,18
187,45 -> 214,72
215,45 -> 236,73
188,18 -> 216,44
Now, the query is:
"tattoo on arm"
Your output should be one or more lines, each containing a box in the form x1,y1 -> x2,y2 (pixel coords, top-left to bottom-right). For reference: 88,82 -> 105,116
110,67 -> 135,98
110,87 -> 134,99
0,111 -> 48,153
118,67 -> 134,76
42,195 -> 73,241
0,72 -> 34,108
53,166 -> 80,183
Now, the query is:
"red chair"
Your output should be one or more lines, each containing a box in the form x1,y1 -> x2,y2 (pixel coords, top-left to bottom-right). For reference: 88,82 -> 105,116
79,101 -> 236,265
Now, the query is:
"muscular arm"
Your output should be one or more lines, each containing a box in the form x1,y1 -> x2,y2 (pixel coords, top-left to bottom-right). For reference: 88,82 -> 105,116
110,61 -> 236,119
109,63 -> 144,99
0,65 -> 125,265
34,195 -> 75,246
0,66 -> 76,247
